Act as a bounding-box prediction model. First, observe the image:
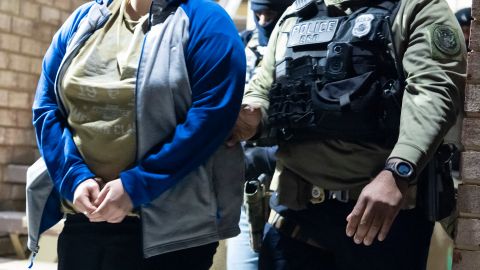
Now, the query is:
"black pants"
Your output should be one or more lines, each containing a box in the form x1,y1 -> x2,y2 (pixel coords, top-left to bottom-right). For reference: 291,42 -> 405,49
260,201 -> 434,270
58,214 -> 218,270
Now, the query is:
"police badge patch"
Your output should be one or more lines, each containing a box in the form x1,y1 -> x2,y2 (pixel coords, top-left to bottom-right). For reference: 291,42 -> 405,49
352,14 -> 374,38
432,25 -> 461,56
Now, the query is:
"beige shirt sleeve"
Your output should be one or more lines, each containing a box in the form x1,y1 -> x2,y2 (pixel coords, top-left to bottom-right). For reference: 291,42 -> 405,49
243,9 -> 296,120
389,0 -> 467,170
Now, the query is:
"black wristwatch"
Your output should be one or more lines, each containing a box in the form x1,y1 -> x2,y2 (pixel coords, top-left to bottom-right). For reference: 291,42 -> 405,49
384,159 -> 415,183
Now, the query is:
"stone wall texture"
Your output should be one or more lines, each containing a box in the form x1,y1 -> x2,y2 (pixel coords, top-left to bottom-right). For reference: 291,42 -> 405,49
455,1 -> 480,269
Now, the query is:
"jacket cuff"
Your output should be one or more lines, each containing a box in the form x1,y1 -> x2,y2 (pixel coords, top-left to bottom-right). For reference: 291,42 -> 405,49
242,96 -> 269,126
65,166 -> 95,202
242,96 -> 269,111
120,168 -> 148,208
388,143 -> 427,169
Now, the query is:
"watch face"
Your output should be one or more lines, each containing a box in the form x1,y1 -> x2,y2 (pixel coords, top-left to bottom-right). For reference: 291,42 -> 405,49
396,162 -> 412,177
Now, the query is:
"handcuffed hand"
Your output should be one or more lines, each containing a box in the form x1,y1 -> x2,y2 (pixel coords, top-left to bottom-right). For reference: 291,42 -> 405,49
73,178 -> 100,216
345,170 -> 408,246
226,104 -> 262,147
88,179 -> 133,223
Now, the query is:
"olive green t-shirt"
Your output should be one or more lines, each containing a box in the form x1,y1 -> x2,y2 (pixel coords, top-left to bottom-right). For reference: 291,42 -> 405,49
61,0 -> 148,181
60,0 -> 148,213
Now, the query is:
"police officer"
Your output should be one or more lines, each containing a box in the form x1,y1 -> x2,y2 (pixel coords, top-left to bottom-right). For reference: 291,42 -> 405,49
228,0 -> 467,269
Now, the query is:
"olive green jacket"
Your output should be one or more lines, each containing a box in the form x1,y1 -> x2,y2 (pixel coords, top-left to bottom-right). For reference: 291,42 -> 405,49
243,0 -> 466,206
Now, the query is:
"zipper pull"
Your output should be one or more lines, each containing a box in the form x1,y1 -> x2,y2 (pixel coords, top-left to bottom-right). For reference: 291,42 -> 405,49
28,250 -> 38,269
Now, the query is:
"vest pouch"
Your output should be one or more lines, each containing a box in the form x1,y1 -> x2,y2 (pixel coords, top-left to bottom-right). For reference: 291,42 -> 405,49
269,56 -> 318,129
311,71 -> 384,139
269,80 -> 316,129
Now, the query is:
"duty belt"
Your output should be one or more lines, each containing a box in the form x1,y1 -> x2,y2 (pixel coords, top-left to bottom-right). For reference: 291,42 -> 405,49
309,185 -> 363,204
268,210 -> 325,249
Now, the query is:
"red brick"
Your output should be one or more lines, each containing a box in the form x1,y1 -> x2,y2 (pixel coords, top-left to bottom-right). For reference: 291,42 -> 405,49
4,165 -> 28,184
15,110 -> 32,128
0,2 -> 20,15
458,184 -> 480,214
11,147 -> 37,165
16,73 -> 38,91
453,250 -> 480,270
0,146 -> 12,164
0,127 -> 6,145
462,118 -> 480,150
470,20 -> 480,52
0,33 -> 21,52
72,0 -> 89,9
11,17 -> 34,37
3,200 -> 26,211
461,151 -> 480,180
468,52 -> 480,84
20,37 -> 43,57
0,71 -> 36,90
0,109 -> 17,127
34,23 -> 56,43
0,13 -> 12,32
473,2 -> 480,20
0,71 -> 18,89
465,84 -> 480,113
30,57 -> 42,75
4,128 -> 35,146
0,183 -> 11,201
456,218 -> 480,247
40,6 -> 61,25
10,184 -> 26,200
8,91 -> 31,110
0,51 -> 8,69
54,0 -> 71,11
35,0 -> 54,5
0,89 -> 7,108
21,1 -> 40,20
8,53 -> 32,73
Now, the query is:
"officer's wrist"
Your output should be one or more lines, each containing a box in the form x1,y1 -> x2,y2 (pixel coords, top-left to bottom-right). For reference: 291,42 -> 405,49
384,158 -> 416,184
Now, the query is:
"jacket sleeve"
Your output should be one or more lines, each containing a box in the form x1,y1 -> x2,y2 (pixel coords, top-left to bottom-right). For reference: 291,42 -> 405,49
388,0 -> 467,171
119,6 -> 246,207
32,4 -> 96,202
243,22 -> 279,112
243,8 -> 295,122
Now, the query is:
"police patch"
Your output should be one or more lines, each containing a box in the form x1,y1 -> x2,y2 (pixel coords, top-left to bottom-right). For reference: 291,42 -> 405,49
352,14 -> 374,38
288,19 -> 339,47
432,25 -> 460,56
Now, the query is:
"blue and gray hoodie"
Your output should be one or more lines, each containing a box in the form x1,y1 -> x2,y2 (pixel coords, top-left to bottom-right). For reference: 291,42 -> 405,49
29,0 -> 246,257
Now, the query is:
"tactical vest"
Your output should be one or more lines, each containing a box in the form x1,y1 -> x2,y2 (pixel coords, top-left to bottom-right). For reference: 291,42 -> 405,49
267,0 -> 403,145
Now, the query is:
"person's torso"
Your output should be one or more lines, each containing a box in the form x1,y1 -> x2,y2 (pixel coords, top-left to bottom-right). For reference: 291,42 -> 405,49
52,0 -> 245,255
60,0 -> 147,181
271,0 -> 401,188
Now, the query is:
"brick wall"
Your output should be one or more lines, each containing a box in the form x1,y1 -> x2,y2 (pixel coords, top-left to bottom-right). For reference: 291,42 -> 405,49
0,0 -> 88,212
455,2 -> 480,269
0,0 -> 88,257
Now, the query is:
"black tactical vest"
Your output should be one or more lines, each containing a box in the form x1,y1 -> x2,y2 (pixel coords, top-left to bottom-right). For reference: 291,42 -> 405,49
267,0 -> 403,145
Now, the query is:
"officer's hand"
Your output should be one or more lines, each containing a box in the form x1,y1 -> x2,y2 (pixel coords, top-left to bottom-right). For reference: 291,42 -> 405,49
73,178 -> 100,216
226,104 -> 262,147
345,170 -> 408,246
89,179 -> 133,223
